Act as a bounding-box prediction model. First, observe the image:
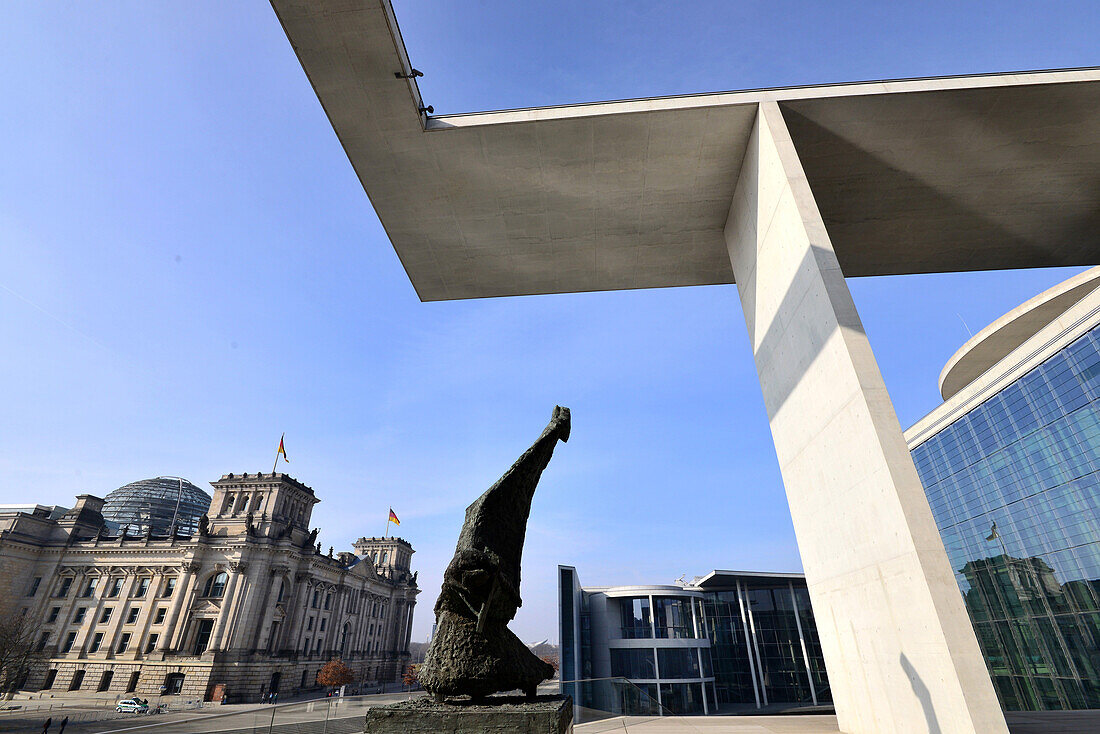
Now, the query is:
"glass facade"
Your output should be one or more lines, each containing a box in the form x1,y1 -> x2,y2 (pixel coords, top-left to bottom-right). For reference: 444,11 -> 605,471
700,578 -> 829,708
912,325 -> 1100,711
561,569 -> 830,718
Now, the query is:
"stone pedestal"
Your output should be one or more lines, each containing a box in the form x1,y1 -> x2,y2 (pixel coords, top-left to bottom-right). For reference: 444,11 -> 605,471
364,695 -> 572,733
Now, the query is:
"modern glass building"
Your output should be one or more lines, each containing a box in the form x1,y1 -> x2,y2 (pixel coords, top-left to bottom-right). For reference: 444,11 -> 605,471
558,566 -> 830,717
907,267 -> 1100,711
101,477 -> 212,536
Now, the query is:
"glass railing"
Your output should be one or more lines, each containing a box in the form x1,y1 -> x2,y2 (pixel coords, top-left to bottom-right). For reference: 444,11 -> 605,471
562,677 -> 707,731
655,625 -> 695,639
618,624 -> 653,639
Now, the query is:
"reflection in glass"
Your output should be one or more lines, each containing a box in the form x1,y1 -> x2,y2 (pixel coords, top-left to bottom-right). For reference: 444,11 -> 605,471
911,326 -> 1100,711
610,648 -> 656,679
654,597 -> 695,639
619,597 -> 652,639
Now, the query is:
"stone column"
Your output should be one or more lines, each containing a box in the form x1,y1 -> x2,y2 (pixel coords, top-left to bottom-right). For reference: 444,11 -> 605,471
134,573 -> 167,658
207,563 -> 246,651
104,572 -> 139,656
160,562 -> 199,651
402,600 -> 415,652
221,562 -> 258,651
284,573 -> 312,653
249,567 -> 285,652
75,574 -> 112,657
723,100 -> 1007,734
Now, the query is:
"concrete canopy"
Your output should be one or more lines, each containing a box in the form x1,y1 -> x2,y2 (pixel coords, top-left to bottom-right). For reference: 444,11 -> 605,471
270,1 -> 1100,302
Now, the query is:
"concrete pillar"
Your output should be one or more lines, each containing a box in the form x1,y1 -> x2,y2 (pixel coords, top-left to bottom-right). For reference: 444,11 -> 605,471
723,100 -> 1008,734
160,562 -> 198,651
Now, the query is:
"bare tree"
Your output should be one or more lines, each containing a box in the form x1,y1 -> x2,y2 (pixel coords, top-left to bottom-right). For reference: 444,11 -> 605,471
0,604 -> 44,695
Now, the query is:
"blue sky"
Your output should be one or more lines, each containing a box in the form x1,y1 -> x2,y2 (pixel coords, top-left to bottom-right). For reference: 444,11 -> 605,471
1,1 -> 1097,644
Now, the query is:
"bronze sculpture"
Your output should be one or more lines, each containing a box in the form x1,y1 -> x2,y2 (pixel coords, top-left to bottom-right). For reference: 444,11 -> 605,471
420,406 -> 570,701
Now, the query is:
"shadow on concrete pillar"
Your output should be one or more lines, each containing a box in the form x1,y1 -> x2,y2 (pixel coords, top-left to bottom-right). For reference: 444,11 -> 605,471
723,100 -> 1007,734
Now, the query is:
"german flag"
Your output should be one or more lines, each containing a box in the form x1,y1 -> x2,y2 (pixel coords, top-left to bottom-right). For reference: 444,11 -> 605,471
388,508 -> 400,526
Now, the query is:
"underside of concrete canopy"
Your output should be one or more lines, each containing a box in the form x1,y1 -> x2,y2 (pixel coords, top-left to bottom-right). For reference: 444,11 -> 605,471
270,0 -> 1100,302
269,3 -> 1098,733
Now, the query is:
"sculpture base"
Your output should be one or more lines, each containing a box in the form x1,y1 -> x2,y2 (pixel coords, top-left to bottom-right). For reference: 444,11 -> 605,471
364,695 -> 572,733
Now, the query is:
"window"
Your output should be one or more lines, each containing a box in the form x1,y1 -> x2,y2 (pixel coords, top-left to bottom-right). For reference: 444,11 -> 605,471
135,578 -> 150,598
192,619 -> 214,655
320,618 -> 327,632
657,648 -> 700,679
61,633 -> 77,653
68,669 -> 85,691
80,577 -> 98,598
97,670 -> 113,692
88,633 -> 104,654
37,632 -> 50,652
267,622 -> 281,653
126,608 -> 140,624
117,633 -> 131,653
47,607 -> 60,624
27,577 -> 42,596
654,598 -> 695,639
202,572 -> 228,598
126,671 -> 140,692
42,670 -> 57,690
107,578 -> 125,598
164,672 -> 185,695
380,604 -> 385,619
610,648 -> 657,679
620,597 -> 653,639
154,608 -> 166,625
99,608 -> 113,624
324,593 -> 332,610
303,638 -> 311,655
312,590 -> 320,608
276,581 -> 285,603
145,634 -> 159,654
73,607 -> 87,624
161,577 -> 176,597
55,578 -> 73,598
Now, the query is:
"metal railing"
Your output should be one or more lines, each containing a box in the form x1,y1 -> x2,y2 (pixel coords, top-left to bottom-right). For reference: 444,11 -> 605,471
78,694 -> 406,734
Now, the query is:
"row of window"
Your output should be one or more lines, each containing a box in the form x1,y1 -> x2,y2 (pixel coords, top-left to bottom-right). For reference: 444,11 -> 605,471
27,575 -> 176,600
618,596 -> 706,640
41,668 -> 181,695
46,604 -> 168,627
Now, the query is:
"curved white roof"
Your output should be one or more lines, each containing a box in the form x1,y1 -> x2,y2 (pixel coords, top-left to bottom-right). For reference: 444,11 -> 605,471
939,267 -> 1100,400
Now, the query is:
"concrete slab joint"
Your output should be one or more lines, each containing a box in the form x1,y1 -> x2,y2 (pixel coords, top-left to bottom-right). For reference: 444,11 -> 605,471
722,100 -> 1010,734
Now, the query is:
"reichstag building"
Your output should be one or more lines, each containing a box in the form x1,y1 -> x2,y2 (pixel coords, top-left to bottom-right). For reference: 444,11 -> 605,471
0,472 -> 418,702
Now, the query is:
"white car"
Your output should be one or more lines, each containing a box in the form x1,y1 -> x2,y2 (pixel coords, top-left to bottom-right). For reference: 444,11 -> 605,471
116,699 -> 149,713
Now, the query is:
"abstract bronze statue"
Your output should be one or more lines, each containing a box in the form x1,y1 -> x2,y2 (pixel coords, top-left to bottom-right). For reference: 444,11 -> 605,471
420,406 -> 571,702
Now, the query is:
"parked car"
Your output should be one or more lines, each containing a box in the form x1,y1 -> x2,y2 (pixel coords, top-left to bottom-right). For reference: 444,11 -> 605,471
116,698 -> 149,713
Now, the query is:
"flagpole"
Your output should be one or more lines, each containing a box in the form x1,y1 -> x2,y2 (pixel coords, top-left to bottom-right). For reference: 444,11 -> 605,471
273,433 -> 284,475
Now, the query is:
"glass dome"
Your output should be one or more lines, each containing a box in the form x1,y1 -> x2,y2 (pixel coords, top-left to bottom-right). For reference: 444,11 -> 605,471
101,477 -> 211,536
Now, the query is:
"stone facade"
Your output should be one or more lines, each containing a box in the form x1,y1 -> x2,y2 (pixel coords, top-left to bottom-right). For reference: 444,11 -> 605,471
0,472 -> 418,703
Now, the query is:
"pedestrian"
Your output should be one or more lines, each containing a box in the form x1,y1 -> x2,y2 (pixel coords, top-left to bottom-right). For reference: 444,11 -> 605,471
272,691 -> 278,705
58,717 -> 69,734
42,717 -> 52,734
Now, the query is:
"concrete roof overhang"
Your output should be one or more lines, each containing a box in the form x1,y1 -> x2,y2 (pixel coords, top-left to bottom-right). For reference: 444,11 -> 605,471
938,266 -> 1100,400
271,0 -> 1100,302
